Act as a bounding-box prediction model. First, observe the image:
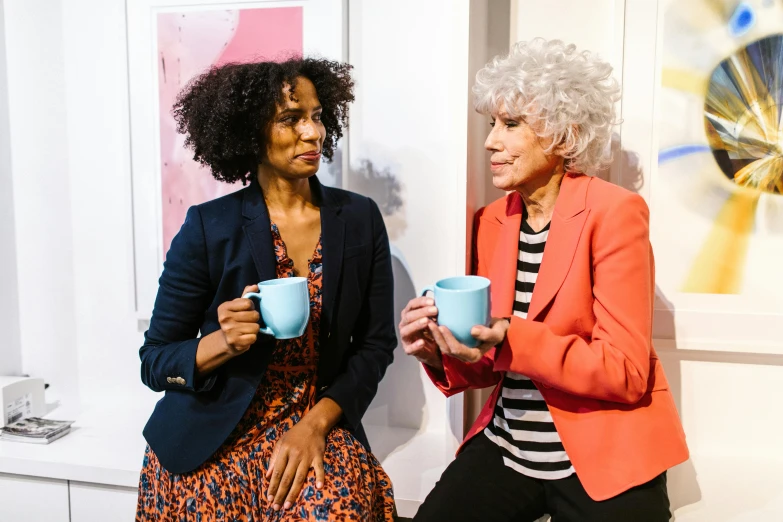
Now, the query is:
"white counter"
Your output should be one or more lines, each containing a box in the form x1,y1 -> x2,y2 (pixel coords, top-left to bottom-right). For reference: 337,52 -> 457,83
0,400 -> 454,518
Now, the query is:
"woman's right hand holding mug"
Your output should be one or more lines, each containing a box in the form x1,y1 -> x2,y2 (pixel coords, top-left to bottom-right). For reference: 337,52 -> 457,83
217,284 -> 262,356
399,296 -> 443,370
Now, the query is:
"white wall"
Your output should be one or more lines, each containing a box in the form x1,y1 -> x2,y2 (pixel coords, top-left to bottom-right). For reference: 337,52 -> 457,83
60,0 -> 153,406
349,0 -> 475,442
3,0 -> 79,401
1,0 -> 156,408
0,0 -> 22,377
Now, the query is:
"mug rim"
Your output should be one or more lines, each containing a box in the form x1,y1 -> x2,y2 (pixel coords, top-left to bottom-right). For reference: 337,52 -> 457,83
434,275 -> 490,291
259,276 -> 308,287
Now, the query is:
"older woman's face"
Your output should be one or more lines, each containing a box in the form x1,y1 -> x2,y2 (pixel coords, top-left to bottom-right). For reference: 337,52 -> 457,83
485,106 -> 564,191
263,76 -> 326,178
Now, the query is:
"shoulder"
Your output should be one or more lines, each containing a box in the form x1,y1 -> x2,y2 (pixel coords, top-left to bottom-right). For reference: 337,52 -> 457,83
192,184 -> 246,224
472,194 -> 514,255
582,176 -> 650,248
323,185 -> 378,218
584,175 -> 648,217
476,193 -> 515,227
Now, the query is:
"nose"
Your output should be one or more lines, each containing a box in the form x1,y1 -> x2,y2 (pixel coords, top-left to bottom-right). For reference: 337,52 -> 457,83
300,118 -> 322,142
485,124 -> 502,152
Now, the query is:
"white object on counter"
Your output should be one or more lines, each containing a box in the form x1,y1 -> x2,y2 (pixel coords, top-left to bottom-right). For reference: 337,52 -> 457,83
0,376 -> 46,428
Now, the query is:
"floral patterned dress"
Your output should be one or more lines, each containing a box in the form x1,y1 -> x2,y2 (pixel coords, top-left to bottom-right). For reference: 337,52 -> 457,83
136,223 -> 395,521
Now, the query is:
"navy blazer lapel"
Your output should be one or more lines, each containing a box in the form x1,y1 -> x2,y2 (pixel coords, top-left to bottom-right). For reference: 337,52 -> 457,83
241,176 -> 344,330
313,177 -> 345,331
242,179 -> 277,284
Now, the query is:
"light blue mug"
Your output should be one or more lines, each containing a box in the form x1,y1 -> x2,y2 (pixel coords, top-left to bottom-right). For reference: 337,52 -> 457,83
421,276 -> 491,348
243,277 -> 310,339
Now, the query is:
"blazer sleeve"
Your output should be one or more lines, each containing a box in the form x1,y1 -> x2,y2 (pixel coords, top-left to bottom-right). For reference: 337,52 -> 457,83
320,199 -> 397,430
139,206 -> 218,393
494,194 -> 654,404
424,207 -> 503,396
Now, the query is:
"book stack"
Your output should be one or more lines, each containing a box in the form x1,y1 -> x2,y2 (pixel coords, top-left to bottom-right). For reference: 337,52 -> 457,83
0,417 -> 74,444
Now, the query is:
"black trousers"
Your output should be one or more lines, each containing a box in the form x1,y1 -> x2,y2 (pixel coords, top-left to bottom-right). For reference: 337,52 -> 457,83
413,433 -> 670,522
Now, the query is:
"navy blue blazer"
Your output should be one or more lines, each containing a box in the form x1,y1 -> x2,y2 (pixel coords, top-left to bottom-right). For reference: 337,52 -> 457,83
140,176 -> 397,474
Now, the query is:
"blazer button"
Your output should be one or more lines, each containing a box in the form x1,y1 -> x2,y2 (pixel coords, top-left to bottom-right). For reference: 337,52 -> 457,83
166,377 -> 174,384
176,377 -> 186,386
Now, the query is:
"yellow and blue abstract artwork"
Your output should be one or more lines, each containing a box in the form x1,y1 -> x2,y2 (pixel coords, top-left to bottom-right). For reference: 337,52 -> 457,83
657,0 -> 782,301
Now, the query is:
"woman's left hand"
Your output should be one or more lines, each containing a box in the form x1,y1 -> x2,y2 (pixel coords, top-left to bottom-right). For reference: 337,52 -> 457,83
266,419 -> 327,511
429,317 -> 510,363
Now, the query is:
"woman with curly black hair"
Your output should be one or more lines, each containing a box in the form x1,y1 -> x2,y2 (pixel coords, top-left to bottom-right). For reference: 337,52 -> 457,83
135,57 -> 397,521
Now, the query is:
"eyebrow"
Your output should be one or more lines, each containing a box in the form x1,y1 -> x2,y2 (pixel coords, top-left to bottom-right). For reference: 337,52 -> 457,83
278,105 -> 323,117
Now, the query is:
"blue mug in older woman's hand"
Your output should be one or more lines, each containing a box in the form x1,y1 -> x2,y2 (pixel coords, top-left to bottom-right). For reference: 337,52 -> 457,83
243,277 -> 310,339
421,276 -> 491,348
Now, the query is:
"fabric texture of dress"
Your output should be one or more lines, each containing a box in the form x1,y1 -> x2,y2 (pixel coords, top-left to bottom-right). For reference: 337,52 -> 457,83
136,223 -> 395,521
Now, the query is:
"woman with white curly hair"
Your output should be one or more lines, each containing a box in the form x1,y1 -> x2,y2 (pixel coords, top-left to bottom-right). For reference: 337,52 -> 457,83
400,39 -> 688,521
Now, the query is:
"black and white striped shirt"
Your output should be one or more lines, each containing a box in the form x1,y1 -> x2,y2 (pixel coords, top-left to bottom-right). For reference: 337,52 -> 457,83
484,218 -> 575,480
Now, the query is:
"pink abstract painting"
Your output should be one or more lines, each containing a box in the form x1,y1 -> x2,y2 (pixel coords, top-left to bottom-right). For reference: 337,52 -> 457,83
157,7 -> 303,257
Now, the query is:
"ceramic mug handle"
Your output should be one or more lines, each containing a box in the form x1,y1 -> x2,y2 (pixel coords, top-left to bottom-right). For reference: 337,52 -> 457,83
242,290 -> 275,336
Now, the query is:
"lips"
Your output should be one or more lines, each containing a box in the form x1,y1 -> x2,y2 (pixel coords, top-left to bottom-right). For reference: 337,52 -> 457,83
297,151 -> 321,161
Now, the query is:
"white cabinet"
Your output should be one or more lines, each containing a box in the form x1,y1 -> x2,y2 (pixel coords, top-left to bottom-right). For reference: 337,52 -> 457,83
69,482 -> 138,522
0,473 -> 70,522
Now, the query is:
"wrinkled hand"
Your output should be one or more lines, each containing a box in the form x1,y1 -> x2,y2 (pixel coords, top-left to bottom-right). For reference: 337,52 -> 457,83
429,318 -> 510,364
217,285 -> 261,356
399,296 -> 443,369
266,419 -> 326,511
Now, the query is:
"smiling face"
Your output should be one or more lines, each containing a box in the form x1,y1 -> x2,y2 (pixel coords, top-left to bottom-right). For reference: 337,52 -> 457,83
262,76 -> 326,179
484,104 -> 566,192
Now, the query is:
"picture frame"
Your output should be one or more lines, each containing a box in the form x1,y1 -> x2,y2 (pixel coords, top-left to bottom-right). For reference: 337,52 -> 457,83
621,0 -> 783,354
126,0 -> 347,318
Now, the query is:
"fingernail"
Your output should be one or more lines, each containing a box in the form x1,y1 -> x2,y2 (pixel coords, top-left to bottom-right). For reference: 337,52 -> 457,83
317,481 -> 323,488
429,307 -> 438,313
420,318 -> 428,325
426,299 -> 434,305
284,502 -> 292,510
267,495 -> 273,502
273,504 -> 280,511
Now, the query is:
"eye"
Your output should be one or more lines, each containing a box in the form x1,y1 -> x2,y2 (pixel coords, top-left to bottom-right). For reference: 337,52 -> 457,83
489,120 -> 496,127
313,113 -> 323,122
505,120 -> 519,128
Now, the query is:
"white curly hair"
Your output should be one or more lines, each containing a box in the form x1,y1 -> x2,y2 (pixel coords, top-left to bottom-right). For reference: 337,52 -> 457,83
473,38 -> 621,173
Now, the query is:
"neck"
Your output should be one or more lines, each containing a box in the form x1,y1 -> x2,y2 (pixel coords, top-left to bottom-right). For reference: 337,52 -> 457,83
256,165 -> 314,213
516,164 -> 566,226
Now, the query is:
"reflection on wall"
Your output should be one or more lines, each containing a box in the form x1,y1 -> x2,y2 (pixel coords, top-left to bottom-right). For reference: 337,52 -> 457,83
343,151 -> 407,241
657,0 -> 783,299
157,7 -> 303,257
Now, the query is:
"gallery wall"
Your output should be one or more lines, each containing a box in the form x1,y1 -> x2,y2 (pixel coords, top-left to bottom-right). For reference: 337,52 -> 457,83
0,0 -> 491,442
2,0 -> 783,517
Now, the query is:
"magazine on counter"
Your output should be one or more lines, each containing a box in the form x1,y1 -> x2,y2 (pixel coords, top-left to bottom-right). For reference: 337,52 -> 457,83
0,417 -> 74,444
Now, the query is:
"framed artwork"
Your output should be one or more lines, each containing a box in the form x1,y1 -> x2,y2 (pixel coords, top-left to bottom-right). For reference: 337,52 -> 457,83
127,0 -> 346,318
622,0 -> 783,353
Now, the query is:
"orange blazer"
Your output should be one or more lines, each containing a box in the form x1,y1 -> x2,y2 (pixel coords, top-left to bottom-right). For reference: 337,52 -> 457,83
426,173 -> 688,501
